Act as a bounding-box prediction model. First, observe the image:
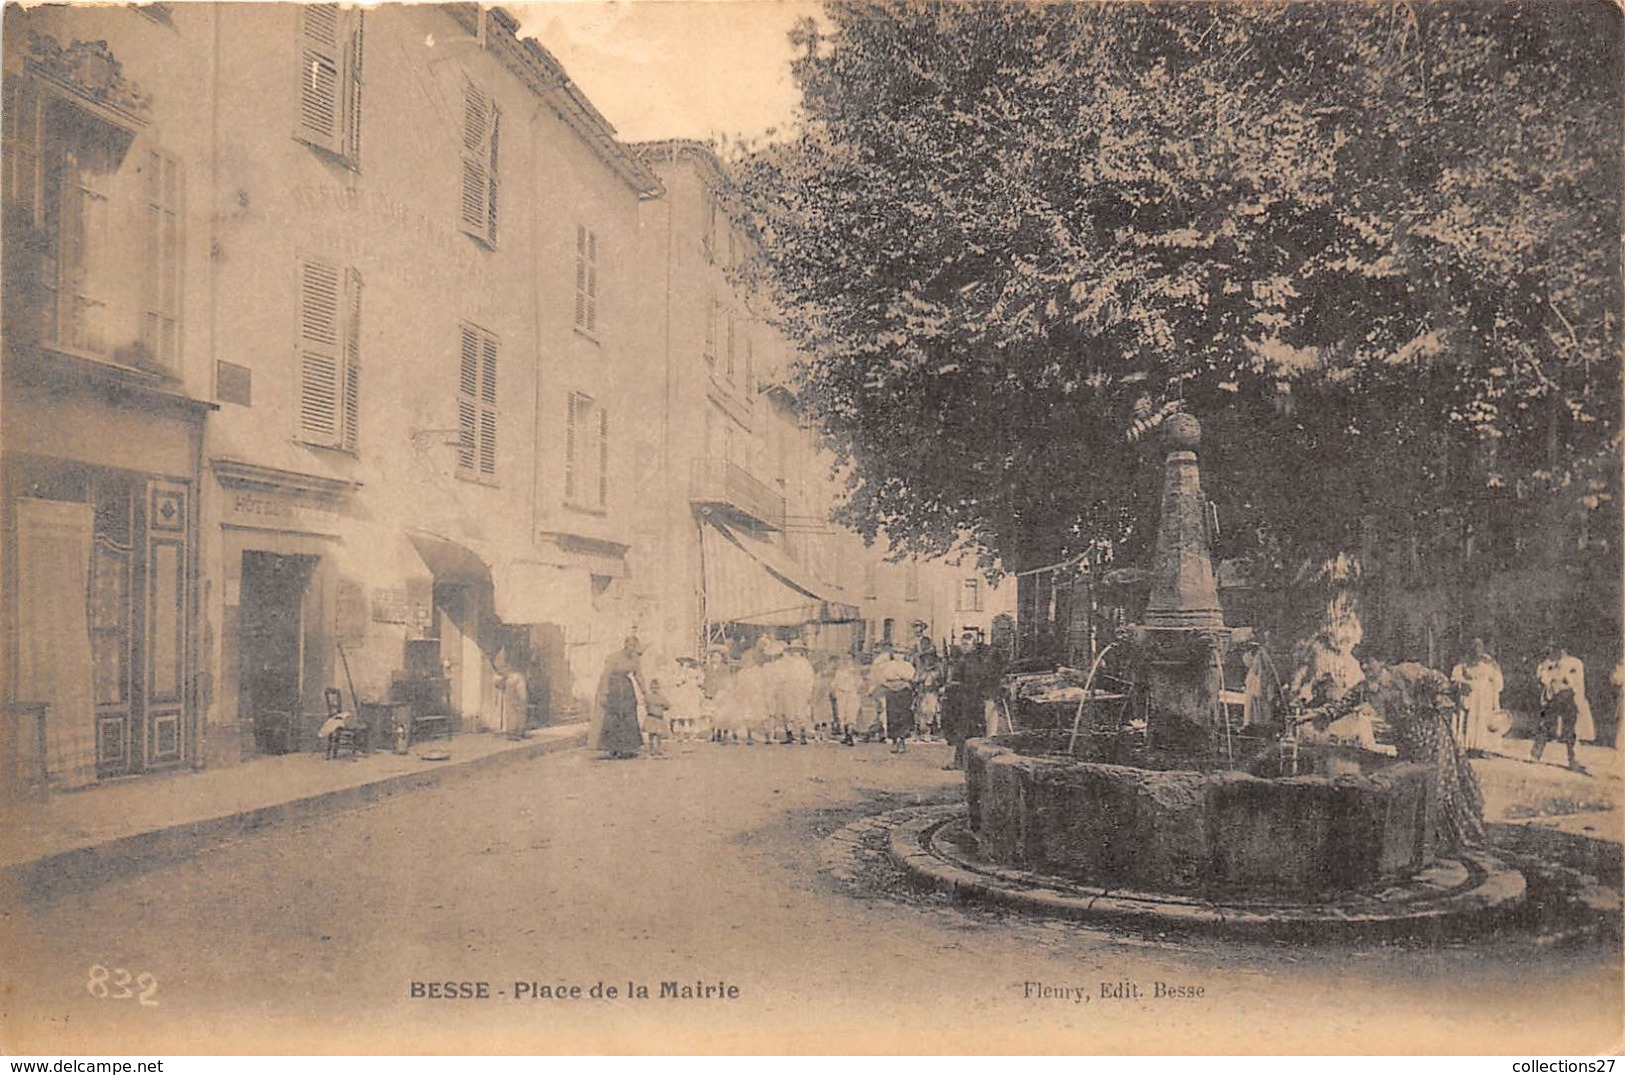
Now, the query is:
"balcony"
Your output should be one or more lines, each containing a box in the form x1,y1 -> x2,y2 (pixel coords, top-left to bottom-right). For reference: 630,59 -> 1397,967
690,457 -> 785,531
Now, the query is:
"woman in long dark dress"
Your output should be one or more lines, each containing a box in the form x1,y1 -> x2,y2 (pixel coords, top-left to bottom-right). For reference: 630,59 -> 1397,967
596,637 -> 645,759
1305,656 -> 1486,848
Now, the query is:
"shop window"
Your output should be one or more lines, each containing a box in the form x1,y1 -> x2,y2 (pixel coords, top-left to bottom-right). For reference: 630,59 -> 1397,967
4,74 -> 182,374
566,391 -> 609,511
296,258 -> 361,451
573,225 -> 598,337
460,81 -> 500,246
457,321 -> 499,481
295,4 -> 363,168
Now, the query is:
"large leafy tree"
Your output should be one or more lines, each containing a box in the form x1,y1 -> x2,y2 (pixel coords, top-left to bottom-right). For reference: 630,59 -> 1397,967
737,1 -> 1621,584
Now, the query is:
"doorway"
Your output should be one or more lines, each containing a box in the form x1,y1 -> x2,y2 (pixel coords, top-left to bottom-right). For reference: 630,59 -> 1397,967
238,551 -> 316,754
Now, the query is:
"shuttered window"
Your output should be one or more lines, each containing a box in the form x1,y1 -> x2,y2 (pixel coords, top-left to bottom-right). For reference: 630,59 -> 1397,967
296,259 -> 361,451
142,150 -> 183,371
296,5 -> 363,168
565,391 -> 608,511
573,225 -> 598,336
460,82 -> 500,245
5,77 -> 183,373
2,77 -> 42,229
457,322 -> 499,481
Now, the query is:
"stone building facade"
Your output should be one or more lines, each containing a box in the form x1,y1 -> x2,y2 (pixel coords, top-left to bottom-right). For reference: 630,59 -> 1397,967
1,4 -> 1010,795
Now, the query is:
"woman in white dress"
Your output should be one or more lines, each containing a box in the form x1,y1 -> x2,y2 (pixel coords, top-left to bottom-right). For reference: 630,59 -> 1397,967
1450,638 -> 1505,755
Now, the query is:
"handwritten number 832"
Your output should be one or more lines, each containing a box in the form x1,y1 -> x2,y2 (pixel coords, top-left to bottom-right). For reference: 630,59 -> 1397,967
87,964 -> 159,1006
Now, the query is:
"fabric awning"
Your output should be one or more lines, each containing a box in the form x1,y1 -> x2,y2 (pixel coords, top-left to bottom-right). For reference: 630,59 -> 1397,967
701,520 -> 852,627
407,529 -> 600,626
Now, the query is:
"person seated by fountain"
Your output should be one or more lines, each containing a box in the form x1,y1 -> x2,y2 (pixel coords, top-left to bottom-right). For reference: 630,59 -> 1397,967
1299,656 -> 1486,849
1291,671 -> 1381,753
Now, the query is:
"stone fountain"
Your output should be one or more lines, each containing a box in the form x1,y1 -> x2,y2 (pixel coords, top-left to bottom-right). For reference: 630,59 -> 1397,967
820,413 -> 1523,934
893,414 -> 1529,927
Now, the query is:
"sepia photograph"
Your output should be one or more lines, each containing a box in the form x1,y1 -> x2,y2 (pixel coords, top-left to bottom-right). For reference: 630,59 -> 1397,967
0,0 -> 1620,1057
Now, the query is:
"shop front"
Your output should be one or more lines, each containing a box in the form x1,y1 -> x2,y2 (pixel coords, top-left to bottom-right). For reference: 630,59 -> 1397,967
4,365 -> 209,791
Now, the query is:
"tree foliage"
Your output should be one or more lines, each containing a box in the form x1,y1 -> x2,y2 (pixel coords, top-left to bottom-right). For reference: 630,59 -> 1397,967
737,0 -> 1621,578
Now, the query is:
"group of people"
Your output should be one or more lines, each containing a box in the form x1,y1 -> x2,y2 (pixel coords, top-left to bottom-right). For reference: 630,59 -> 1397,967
591,622 -> 1005,766
1282,636 -> 1607,852
1273,631 -> 1601,767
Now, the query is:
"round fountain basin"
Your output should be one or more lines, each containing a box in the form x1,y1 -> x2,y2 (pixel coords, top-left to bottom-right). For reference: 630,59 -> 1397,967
965,732 -> 1440,895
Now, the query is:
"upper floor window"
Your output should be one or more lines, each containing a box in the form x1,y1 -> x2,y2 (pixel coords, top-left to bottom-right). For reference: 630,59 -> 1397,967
296,5 -> 363,168
460,82 -> 500,246
457,322 -> 499,481
4,73 -> 182,375
904,558 -> 920,602
957,577 -> 983,613
573,225 -> 598,337
296,258 -> 361,452
566,391 -> 609,512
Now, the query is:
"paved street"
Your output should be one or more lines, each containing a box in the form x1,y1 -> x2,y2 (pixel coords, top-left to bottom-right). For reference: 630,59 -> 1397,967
4,740 -> 1620,1055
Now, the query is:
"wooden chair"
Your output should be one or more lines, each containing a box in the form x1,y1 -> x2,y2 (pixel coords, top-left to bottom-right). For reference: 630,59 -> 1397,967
324,688 -> 367,759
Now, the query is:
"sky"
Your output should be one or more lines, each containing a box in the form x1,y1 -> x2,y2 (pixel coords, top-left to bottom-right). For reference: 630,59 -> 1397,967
509,1 -> 823,145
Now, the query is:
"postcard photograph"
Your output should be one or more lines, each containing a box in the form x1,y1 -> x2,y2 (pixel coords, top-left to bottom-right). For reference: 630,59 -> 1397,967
0,0 -> 1620,1057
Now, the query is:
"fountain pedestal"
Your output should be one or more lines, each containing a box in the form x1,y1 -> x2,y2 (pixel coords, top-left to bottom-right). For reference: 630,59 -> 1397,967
1131,414 -> 1249,752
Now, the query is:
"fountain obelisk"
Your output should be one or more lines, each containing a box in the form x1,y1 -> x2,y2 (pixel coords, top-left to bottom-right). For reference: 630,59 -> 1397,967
1130,413 -> 1247,751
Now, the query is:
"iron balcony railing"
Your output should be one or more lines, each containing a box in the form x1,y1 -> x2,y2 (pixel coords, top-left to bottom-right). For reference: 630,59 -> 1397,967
690,457 -> 785,531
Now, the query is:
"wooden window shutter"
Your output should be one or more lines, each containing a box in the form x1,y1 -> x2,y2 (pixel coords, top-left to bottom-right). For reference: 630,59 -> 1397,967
586,230 -> 598,334
297,5 -> 344,154
460,84 -> 497,244
343,268 -> 362,452
3,78 -> 41,229
343,10 -> 364,166
574,226 -> 599,334
143,150 -> 184,373
478,330 -> 498,477
596,406 -> 609,509
574,226 -> 588,329
297,259 -> 343,446
564,392 -> 582,502
486,102 -> 500,244
457,324 -> 479,474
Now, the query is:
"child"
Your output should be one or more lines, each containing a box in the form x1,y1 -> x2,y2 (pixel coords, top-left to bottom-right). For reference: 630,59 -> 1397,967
643,677 -> 671,757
